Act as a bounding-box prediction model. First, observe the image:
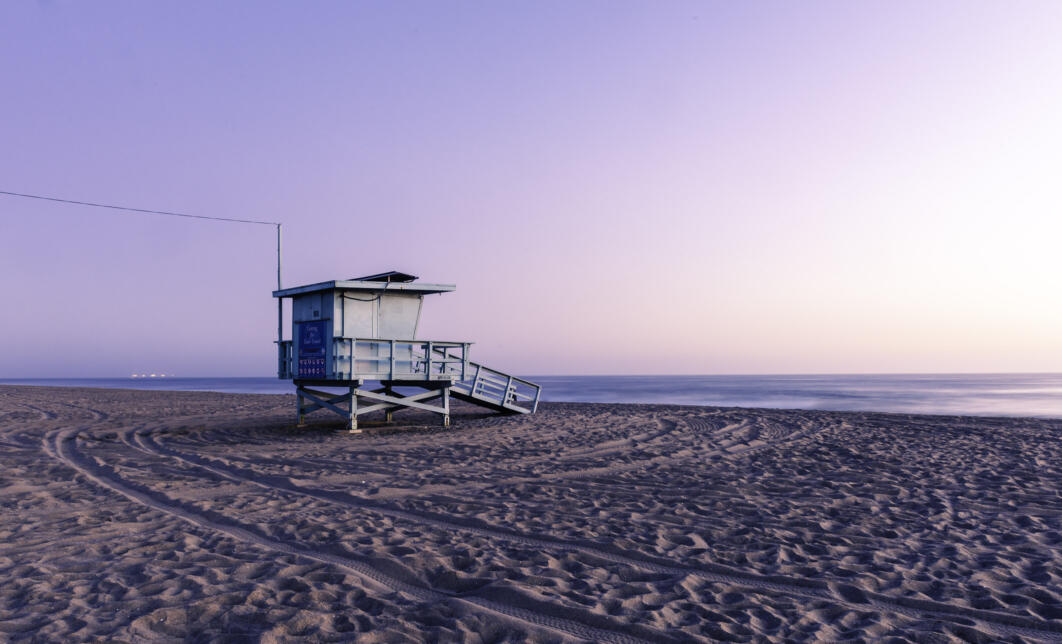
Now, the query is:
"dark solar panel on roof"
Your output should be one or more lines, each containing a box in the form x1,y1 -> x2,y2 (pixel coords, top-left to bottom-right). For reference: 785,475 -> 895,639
351,271 -> 418,283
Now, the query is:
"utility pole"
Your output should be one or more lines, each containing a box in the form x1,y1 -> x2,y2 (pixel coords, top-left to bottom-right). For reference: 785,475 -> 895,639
277,223 -> 283,346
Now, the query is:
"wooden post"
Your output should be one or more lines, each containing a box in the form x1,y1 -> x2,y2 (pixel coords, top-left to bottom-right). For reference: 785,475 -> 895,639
348,385 -> 360,433
470,364 -> 481,396
389,339 -> 396,381
351,338 -> 355,379
385,384 -> 393,423
296,387 -> 305,426
442,386 -> 450,427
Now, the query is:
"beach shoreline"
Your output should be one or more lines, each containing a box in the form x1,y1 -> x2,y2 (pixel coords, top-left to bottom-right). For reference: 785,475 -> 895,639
6,373 -> 1062,418
2,384 -> 1061,641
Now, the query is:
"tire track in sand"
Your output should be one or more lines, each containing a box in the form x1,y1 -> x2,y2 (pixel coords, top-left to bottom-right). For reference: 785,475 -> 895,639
44,427 -> 678,644
126,426 -> 1062,642
366,418 -> 768,501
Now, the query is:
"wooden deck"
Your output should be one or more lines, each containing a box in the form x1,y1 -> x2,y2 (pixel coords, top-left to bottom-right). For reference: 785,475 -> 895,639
279,338 -> 540,429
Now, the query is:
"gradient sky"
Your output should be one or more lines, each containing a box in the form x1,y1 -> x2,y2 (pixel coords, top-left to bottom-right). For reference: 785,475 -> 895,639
2,1 -> 1061,377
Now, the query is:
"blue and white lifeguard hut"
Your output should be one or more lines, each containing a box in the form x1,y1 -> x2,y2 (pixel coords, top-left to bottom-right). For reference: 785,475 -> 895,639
273,271 -> 540,431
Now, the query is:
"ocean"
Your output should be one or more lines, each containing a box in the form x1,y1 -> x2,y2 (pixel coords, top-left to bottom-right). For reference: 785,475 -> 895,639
2,373 -> 1061,418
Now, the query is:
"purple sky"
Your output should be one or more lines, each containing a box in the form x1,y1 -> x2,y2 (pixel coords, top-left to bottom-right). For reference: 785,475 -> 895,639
2,2 -> 1061,377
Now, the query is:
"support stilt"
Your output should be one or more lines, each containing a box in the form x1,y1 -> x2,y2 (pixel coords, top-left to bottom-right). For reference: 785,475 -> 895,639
349,385 -> 360,433
442,386 -> 450,427
296,389 -> 305,426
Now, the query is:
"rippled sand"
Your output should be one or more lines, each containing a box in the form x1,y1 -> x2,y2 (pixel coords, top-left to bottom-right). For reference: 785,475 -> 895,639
1,385 -> 1061,642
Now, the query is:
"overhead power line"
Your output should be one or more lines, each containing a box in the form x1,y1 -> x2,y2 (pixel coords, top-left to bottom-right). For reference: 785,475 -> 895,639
0,189 -> 280,226
1,188 -> 286,339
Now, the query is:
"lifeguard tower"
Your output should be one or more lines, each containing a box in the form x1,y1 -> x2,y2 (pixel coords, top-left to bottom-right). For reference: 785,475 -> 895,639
273,271 -> 541,431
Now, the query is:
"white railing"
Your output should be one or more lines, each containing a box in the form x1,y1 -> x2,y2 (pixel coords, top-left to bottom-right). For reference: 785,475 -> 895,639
278,337 -> 541,413
331,338 -> 470,382
278,340 -> 293,379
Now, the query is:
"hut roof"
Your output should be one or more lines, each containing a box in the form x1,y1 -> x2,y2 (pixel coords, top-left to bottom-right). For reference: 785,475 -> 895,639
273,271 -> 454,298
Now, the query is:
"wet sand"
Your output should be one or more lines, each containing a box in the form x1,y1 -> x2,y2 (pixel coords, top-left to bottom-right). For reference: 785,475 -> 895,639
1,385 -> 1061,642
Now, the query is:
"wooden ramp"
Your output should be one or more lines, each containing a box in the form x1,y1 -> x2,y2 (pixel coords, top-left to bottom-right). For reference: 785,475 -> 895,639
417,344 -> 539,414
448,360 -> 541,414
286,340 -> 540,431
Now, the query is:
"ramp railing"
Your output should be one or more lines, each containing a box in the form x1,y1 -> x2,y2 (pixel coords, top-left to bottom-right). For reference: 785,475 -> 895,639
448,360 -> 541,413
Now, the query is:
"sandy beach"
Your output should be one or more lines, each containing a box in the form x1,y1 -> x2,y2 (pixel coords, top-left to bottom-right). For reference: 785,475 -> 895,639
1,385 -> 1061,642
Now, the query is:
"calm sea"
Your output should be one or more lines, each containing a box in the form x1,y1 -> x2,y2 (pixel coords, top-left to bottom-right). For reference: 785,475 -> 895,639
2,374 -> 1061,418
